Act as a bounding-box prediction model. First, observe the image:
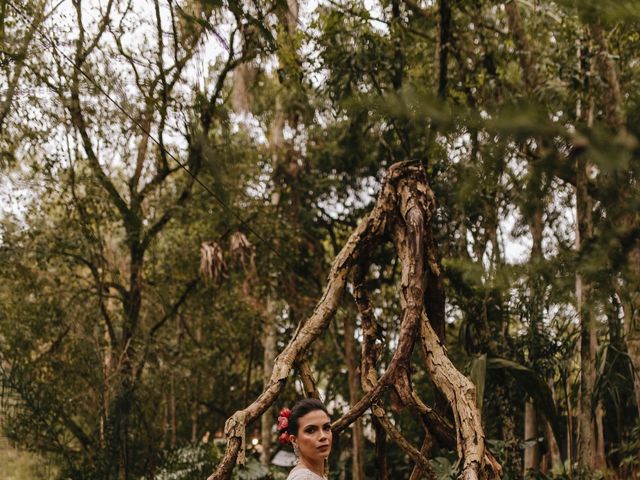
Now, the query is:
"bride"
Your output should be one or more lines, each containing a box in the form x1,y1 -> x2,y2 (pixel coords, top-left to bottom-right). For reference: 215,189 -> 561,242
277,398 -> 332,480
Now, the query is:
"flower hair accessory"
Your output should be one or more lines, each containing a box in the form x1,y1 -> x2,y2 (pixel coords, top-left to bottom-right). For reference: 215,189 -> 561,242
277,407 -> 292,444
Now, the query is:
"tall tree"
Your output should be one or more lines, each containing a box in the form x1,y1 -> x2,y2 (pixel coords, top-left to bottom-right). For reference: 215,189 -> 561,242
0,0 -> 263,477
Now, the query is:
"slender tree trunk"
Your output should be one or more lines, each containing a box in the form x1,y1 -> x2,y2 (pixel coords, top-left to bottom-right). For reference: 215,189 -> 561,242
170,372 -> 177,448
505,5 -> 549,469
161,388 -> 168,450
259,0 -> 296,456
543,417 -> 562,473
372,416 -> 389,480
595,403 -> 605,469
523,400 -> 539,473
191,404 -> 198,443
574,32 -> 599,471
542,380 -> 562,471
260,301 -> 277,466
564,372 -> 575,470
524,163 -> 544,474
102,298 -> 115,448
116,246 -> 144,479
343,315 -> 364,480
496,381 -> 520,475
576,150 -> 596,471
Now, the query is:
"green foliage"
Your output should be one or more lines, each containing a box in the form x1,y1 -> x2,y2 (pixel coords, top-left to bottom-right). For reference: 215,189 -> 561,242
2,0 -> 640,478
430,454 -> 458,480
153,442 -> 282,480
611,419 -> 640,477
555,0 -> 640,24
486,357 -> 565,452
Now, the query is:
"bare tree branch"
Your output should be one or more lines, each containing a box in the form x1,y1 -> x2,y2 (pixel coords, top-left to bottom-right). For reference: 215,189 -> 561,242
149,277 -> 199,339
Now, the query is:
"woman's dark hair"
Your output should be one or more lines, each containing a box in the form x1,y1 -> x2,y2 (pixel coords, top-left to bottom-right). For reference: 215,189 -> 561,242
287,398 -> 329,436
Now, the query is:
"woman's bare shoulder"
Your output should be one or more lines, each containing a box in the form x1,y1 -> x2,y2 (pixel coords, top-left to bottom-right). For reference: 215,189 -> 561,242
286,467 -> 324,480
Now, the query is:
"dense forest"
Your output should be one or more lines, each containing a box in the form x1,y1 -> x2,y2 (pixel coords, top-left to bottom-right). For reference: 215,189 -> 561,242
1,0 -> 640,479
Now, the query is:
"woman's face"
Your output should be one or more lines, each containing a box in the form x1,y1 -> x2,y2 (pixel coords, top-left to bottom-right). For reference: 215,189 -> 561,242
291,409 -> 332,464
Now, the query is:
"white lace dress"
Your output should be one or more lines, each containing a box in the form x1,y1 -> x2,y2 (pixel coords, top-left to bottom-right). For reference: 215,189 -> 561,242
286,467 -> 326,480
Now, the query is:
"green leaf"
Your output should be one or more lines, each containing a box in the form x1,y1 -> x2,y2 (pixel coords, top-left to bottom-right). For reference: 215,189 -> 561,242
555,0 -> 640,23
487,356 -> 566,459
430,456 -> 457,480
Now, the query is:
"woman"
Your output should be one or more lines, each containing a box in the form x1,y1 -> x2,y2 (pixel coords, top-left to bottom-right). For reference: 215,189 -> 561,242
277,398 -> 332,480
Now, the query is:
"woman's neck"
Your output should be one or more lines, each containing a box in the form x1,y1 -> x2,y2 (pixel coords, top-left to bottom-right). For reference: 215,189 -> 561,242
298,457 -> 325,477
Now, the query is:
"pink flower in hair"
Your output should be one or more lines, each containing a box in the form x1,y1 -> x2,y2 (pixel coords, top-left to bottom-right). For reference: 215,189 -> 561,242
277,415 -> 289,431
278,431 -> 290,444
279,408 -> 291,418
277,407 -> 292,444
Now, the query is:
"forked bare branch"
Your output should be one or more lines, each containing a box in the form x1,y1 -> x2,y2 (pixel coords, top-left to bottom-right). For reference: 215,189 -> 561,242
207,161 -> 495,480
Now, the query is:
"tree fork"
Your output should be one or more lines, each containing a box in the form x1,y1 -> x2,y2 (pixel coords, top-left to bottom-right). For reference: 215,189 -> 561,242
354,261 -> 435,479
207,161 -> 494,480
356,256 -> 474,464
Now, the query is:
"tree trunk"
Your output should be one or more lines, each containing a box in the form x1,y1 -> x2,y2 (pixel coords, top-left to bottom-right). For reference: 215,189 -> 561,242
542,417 -> 562,473
343,315 -> 365,480
576,151 -> 596,471
260,302 -> 277,466
574,32 -> 599,470
161,389 -> 168,450
564,373 -> 575,468
523,400 -> 539,474
170,372 -> 177,448
191,404 -> 198,443
372,416 -> 389,480
496,381 -> 520,475
542,380 -> 562,472
595,402 -> 606,469
524,162 -> 544,474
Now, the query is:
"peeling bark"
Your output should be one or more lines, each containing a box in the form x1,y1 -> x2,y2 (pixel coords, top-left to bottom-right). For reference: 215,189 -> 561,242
420,313 -> 487,480
297,359 -> 320,400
